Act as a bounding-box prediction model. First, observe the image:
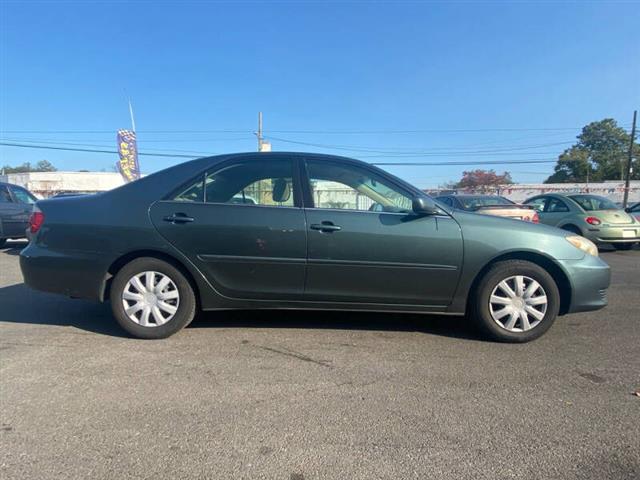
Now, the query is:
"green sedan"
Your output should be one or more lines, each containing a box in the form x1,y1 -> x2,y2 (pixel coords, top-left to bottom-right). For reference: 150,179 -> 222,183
20,153 -> 611,343
524,193 -> 640,250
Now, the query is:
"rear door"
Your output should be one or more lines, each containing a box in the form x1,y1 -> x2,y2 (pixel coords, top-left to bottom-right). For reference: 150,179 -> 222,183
149,156 -> 308,300
301,159 -> 463,307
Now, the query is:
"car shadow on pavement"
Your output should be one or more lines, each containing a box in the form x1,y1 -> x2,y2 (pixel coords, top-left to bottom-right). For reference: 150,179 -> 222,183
0,283 -> 128,338
0,282 -> 482,341
190,309 -> 481,341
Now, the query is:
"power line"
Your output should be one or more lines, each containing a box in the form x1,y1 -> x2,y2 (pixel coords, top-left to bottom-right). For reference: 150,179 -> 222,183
0,141 -> 564,166
0,142 -> 201,159
264,135 -> 572,156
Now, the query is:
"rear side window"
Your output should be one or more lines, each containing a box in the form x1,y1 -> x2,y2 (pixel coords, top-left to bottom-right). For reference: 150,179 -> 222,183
172,159 -> 296,207
9,185 -> 36,204
525,197 -> 547,212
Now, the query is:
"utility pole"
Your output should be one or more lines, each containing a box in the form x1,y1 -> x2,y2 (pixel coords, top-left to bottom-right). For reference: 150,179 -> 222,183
255,112 -> 271,152
256,111 -> 263,151
622,110 -> 637,208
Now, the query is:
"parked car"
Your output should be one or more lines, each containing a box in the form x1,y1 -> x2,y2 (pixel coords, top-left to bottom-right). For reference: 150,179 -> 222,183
435,194 -> 538,223
20,153 -> 610,342
523,193 -> 640,250
625,202 -> 640,222
0,181 -> 38,248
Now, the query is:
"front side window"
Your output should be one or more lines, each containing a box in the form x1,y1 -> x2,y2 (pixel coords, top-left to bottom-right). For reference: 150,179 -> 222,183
9,186 -> 36,204
546,198 -> 569,213
306,160 -> 412,213
172,159 -> 295,207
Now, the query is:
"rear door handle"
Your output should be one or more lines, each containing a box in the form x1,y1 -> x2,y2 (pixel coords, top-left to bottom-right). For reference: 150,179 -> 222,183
163,213 -> 195,224
310,222 -> 341,233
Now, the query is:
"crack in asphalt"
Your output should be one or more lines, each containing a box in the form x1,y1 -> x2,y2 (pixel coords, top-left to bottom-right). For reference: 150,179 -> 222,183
257,345 -> 333,369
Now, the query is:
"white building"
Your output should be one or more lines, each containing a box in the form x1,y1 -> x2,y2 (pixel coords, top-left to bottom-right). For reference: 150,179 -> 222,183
0,171 -> 126,198
432,181 -> 640,204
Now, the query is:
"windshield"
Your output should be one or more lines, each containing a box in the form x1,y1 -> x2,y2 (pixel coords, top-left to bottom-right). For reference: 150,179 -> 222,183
458,196 -> 514,210
569,195 -> 618,211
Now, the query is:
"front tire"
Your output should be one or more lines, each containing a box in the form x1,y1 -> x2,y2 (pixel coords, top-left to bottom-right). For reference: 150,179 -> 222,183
470,260 -> 560,343
110,257 -> 197,339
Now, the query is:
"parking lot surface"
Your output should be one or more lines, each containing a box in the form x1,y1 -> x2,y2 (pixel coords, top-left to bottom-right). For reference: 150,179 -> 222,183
1,241 -> 639,480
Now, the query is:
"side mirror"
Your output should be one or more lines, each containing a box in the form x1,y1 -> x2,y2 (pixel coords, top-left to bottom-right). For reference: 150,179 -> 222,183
412,196 -> 440,215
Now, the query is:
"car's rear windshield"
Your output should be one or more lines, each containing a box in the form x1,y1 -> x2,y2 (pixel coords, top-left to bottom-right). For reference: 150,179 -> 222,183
569,195 -> 618,211
459,196 -> 514,210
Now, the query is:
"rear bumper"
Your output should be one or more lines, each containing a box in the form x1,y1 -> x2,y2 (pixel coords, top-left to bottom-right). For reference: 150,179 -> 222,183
583,226 -> 640,244
559,255 -> 611,314
20,243 -> 108,301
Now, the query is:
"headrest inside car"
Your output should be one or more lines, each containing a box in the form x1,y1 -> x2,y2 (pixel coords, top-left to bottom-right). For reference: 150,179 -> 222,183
272,178 -> 291,203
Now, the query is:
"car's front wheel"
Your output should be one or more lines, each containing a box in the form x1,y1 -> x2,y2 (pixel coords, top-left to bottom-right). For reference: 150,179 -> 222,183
110,257 -> 197,339
470,260 -> 560,343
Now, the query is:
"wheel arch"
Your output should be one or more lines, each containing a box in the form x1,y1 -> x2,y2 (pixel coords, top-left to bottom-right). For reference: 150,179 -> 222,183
467,251 -> 572,315
103,249 -> 202,309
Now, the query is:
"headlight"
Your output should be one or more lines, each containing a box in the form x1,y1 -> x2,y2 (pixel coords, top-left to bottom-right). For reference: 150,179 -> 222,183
566,235 -> 598,257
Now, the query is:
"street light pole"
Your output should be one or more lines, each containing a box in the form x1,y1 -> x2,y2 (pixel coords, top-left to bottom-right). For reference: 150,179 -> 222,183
622,110 -> 637,208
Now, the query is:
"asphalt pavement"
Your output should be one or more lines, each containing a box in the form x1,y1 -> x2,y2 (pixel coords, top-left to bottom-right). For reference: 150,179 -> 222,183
1,240 -> 639,480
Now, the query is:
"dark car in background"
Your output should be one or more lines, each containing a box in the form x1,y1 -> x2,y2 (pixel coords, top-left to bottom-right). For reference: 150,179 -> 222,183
20,153 -> 611,343
524,193 -> 640,250
625,202 -> 640,222
435,194 -> 539,223
0,181 -> 38,248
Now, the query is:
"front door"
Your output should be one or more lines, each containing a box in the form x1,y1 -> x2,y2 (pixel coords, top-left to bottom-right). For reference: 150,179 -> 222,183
149,157 -> 307,300
302,159 -> 463,307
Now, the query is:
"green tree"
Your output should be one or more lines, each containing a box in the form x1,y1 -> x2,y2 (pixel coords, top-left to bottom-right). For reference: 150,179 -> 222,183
1,160 -> 57,174
545,119 -> 638,183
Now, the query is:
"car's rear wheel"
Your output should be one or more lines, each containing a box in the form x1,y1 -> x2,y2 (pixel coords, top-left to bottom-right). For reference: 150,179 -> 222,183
470,260 -> 560,343
110,257 -> 196,339
561,225 -> 582,235
613,243 -> 634,251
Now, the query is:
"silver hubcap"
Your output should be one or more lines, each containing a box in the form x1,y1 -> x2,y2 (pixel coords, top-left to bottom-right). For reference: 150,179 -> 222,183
489,275 -> 547,332
122,271 -> 180,327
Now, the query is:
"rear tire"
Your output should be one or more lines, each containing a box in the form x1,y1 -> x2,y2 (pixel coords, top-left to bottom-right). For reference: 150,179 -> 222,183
613,243 -> 633,251
470,260 -> 560,343
110,257 -> 197,339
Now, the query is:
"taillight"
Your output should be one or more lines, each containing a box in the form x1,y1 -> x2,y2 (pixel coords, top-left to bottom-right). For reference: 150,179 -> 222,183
29,209 -> 44,233
532,212 -> 539,224
585,216 -> 601,226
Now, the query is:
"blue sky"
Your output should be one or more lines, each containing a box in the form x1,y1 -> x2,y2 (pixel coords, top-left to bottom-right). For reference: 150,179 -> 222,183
1,1 -> 638,188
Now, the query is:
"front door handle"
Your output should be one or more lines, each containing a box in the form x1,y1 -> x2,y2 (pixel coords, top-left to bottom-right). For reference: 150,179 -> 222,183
163,213 -> 195,224
310,222 -> 341,233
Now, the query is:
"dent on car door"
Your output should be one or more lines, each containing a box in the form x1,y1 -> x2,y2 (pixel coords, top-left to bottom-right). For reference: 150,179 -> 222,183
302,159 -> 463,307
148,157 -> 308,300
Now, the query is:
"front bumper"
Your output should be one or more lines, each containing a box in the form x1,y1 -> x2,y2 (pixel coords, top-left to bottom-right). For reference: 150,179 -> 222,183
20,243 -> 109,301
559,254 -> 611,314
